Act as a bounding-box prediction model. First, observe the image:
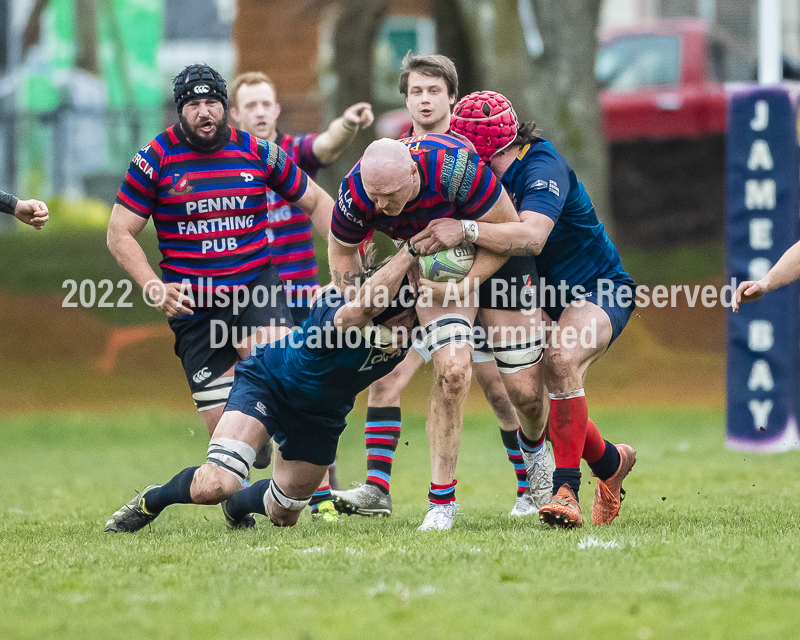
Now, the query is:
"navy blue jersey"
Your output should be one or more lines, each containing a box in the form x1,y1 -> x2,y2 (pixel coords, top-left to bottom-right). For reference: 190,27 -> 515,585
239,287 -> 407,431
501,140 -> 631,291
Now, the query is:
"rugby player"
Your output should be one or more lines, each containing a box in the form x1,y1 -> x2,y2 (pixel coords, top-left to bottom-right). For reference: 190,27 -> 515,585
107,64 -> 334,452
416,91 -> 637,528
1,189 -> 49,229
328,133 -> 551,531
332,53 -> 547,519
104,243 -> 419,533
229,72 -> 373,519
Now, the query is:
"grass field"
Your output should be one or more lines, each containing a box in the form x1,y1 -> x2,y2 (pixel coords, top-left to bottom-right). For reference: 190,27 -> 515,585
3,406 -> 799,640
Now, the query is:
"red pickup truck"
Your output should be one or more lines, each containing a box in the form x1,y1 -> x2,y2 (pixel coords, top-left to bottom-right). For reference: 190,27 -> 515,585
597,19 -> 753,247
597,19 -> 751,141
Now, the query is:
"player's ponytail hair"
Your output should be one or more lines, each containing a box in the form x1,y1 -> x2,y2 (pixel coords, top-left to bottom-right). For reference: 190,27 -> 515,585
513,121 -> 541,147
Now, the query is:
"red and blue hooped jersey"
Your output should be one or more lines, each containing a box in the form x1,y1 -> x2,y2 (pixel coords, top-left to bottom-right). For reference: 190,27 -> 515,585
267,133 -> 324,305
331,133 -> 501,246
115,125 -> 307,291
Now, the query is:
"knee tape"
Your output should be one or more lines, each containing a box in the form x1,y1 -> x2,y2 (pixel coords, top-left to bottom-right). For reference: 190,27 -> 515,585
491,331 -> 544,374
423,314 -> 473,354
192,375 -> 234,412
206,437 -> 256,485
266,480 -> 311,512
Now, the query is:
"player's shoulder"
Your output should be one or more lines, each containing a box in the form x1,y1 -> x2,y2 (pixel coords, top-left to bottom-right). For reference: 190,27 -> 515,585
309,286 -> 346,324
401,132 -> 472,153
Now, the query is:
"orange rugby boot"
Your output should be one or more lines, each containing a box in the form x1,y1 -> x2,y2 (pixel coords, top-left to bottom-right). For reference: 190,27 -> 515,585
591,444 -> 636,526
539,484 -> 583,528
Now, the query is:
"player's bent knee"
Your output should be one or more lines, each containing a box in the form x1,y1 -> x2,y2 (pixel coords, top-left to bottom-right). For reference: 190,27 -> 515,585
206,437 -> 256,486
264,480 -> 311,528
491,330 -> 544,374
192,463 -> 241,504
192,375 -> 234,412
434,356 -> 471,397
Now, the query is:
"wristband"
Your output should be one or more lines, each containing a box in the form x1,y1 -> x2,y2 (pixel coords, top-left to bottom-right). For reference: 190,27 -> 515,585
462,220 -> 479,243
404,240 -> 419,258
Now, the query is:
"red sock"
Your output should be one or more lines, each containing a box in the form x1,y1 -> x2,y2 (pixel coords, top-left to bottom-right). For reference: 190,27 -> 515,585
582,418 -> 606,463
549,392 -> 588,468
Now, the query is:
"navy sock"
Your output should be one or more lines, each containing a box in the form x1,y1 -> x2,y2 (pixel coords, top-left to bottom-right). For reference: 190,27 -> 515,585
143,466 -> 198,514
225,479 -> 271,520
587,440 -> 621,481
552,467 -> 582,500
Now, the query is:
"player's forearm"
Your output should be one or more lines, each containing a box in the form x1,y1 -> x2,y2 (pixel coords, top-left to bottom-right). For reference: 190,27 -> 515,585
474,221 -> 545,256
107,228 -> 160,290
328,237 -> 362,294
312,118 -> 358,165
340,246 -> 415,328
1,190 -> 19,215
762,240 -> 800,291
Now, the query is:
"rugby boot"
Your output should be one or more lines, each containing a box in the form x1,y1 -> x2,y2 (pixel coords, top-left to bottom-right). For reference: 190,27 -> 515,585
331,483 -> 392,517
104,485 -> 162,533
221,500 -> 256,530
509,490 -> 539,517
311,500 -> 341,523
592,444 -> 636,526
521,442 -> 555,510
417,503 -> 459,531
539,484 -> 583,528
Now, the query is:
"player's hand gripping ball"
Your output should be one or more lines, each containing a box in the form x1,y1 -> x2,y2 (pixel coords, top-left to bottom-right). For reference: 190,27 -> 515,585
418,241 -> 476,282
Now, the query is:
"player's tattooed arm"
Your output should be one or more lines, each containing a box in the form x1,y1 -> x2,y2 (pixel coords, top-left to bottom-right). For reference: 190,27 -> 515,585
328,235 -> 363,299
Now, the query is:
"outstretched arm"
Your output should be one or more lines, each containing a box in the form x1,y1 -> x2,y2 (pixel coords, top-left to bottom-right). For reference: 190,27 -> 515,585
733,240 -> 800,312
334,244 -> 416,330
411,190 -> 553,257
312,102 -> 374,165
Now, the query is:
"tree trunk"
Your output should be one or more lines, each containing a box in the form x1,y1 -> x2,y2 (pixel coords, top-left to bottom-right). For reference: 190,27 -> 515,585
328,0 -> 390,191
491,0 -> 611,231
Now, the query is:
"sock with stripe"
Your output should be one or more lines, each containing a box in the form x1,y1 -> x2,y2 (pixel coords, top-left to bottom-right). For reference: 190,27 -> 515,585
309,485 -> 332,513
428,480 -> 457,507
143,466 -> 199,514
517,428 -> 546,453
364,407 -> 401,494
224,479 -> 271,520
500,428 -> 529,497
549,391 -> 589,499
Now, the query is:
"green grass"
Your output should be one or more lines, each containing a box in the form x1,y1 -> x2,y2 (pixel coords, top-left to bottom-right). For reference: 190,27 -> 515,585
2,407 -> 799,639
621,241 -> 724,288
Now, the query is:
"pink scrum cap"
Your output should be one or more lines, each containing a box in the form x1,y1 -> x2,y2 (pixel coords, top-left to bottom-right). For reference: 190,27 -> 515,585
450,91 -> 519,163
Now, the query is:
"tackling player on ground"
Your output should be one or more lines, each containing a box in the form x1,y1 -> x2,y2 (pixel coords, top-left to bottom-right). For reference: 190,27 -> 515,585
104,243 -> 419,533
331,53 -> 547,520
229,71 -> 374,520
416,91 -> 637,527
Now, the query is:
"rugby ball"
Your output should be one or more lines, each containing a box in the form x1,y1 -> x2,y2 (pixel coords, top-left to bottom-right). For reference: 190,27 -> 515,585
419,240 -> 476,282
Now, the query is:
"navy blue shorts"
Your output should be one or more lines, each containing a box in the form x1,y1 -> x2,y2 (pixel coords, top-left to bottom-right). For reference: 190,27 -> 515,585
224,349 -> 344,467
541,274 -> 636,346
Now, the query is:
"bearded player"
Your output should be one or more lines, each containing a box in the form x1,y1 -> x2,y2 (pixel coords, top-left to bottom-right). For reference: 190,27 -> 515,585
108,64 -> 334,486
